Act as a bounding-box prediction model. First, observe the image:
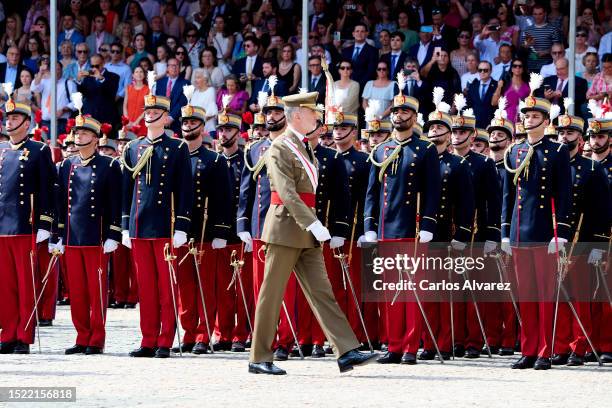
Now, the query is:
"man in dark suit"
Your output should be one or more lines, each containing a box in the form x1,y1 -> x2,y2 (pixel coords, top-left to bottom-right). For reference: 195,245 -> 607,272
309,0 -> 330,32
155,58 -> 189,134
535,58 -> 588,117
466,61 -> 498,129
147,16 -> 168,54
247,59 -> 288,112
307,56 -> 327,105
432,8 -> 457,53
402,0 -> 432,31
0,47 -> 25,90
340,23 -> 377,90
380,32 -> 409,80
393,57 -> 432,115
232,37 -> 264,94
409,26 -> 445,69
76,54 -> 119,126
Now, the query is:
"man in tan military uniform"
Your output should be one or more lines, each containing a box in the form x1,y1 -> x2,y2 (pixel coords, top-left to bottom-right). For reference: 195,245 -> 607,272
248,92 -> 378,375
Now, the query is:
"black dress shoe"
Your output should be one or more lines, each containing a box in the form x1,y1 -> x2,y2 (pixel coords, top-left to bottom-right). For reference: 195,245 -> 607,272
465,346 -> 481,359
231,341 -> 246,352
129,347 -> 156,358
453,344 -> 465,358
601,352 -> 612,363
418,349 -> 436,360
13,342 -> 30,354
483,345 -> 499,355
311,345 -> 326,358
511,356 -> 537,369
85,346 -> 103,355
248,362 -> 287,375
584,351 -> 598,362
39,319 -> 53,327
499,347 -> 514,356
377,351 -> 402,364
551,353 -> 569,365
273,346 -> 288,361
533,357 -> 551,370
192,342 -> 209,355
401,352 -> 417,364
0,341 -> 17,354
57,298 -> 70,306
291,344 -> 312,357
438,351 -> 452,360
155,347 -> 170,358
566,353 -> 584,366
65,344 -> 87,355
324,345 -> 333,354
110,302 -> 126,309
212,341 -> 232,351
124,303 -> 137,309
337,349 -> 379,373
171,343 -> 195,353
380,343 -> 388,352
245,339 -> 252,349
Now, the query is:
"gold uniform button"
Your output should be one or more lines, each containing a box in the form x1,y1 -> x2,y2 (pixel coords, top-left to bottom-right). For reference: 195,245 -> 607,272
158,200 -> 162,204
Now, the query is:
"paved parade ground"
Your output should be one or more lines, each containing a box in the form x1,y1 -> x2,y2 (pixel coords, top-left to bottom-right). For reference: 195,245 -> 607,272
0,306 -> 611,408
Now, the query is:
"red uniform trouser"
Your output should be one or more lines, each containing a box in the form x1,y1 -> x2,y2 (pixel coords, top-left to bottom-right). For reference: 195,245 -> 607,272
422,248 -> 454,353
64,246 -> 108,348
215,243 -> 253,343
0,236 -> 36,344
112,245 -> 139,304
176,243 -> 216,344
37,244 -> 58,320
59,256 -> 70,300
513,246 -> 556,358
131,238 -> 178,348
482,302 -> 517,349
252,239 -> 266,301
591,302 -> 612,352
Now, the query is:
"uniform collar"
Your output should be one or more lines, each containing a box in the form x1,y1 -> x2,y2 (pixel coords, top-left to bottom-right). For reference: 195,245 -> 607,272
145,133 -> 166,145
79,152 -> 98,166
341,145 -> 355,156
10,136 -> 28,150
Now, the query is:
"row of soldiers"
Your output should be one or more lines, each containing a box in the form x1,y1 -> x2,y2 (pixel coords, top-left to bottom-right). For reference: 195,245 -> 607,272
0,71 -> 610,371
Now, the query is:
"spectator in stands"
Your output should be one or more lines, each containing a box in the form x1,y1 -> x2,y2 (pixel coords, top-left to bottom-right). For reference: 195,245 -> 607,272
519,4 -> 561,73
248,58 -> 288,111
307,56 -> 326,105
492,44 -> 513,82
497,3 -> 519,48
198,46 -> 224,90
87,14 -> 116,57
341,23 -> 378,90
105,42 -> 132,101
577,6 -> 603,47
98,44 -> 112,64
461,53 -> 480,92
380,31 -> 409,80
154,44 -> 169,80
124,1 -> 149,36
450,28 -> 474,77
466,60 -> 497,128
137,0 -> 161,24
537,58 -> 588,116
26,16 -> 51,54
174,44 -> 192,80
147,16 -> 168,54
492,58 -> 529,123
190,68 -> 218,134
216,74 -> 248,117
14,68 -> 39,116
334,59 -> 360,115
470,13 -> 485,40
378,29 -> 391,57
32,61 -> 75,134
548,0 -> 568,38
123,65 -> 148,136
310,0 -> 330,33
233,37 -> 263,94
362,60 -> 394,120
599,30 -> 612,61
1,14 -> 23,55
76,53 -> 119,125
73,42 -> 90,72
513,1 -> 534,32
421,48 -> 461,105
24,0 -> 51,34
60,40 -> 78,80
375,6 -> 397,48
0,47 -> 25,91
396,11 -> 419,52
409,25 -> 442,69
126,33 -> 154,71
405,0 -> 432,30
183,25 -> 203,70
431,8 -> 457,51
586,53 -> 612,103
540,43 -> 565,78
162,1 -> 184,38
23,35 -> 44,74
116,22 -> 135,57
278,43 -> 301,94
578,52 -> 600,88
57,13 -> 85,50
473,17 -> 503,64
207,15 -> 234,72
155,57 -> 189,133
336,1 -> 371,40
100,0 -> 119,34
571,27 -> 597,75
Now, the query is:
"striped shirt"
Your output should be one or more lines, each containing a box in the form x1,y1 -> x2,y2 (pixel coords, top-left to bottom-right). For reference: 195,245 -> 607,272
520,23 -> 562,72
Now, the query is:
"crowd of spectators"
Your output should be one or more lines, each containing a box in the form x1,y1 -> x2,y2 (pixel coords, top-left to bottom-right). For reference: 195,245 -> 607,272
0,0 -> 610,137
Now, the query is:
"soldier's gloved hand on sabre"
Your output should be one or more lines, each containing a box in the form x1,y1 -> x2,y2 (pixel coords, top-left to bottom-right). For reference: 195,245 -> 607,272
329,236 -> 345,249
212,238 -> 227,249
364,231 -> 378,242
122,230 -> 132,248
547,237 -> 567,254
418,230 -> 433,243
103,239 -> 118,254
238,231 -> 252,246
588,248 -> 605,265
484,240 -> 497,255
244,241 -> 253,252
357,235 -> 367,247
173,230 -> 188,247
501,238 -> 512,255
53,238 -> 65,254
306,220 -> 331,242
36,229 -> 51,243
451,239 -> 466,251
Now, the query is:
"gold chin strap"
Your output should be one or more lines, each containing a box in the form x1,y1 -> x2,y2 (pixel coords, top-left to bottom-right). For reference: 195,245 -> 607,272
504,143 -> 534,185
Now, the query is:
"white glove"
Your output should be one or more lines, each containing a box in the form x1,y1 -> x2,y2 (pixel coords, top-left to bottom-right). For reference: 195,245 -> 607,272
588,248 -> 604,265
501,238 -> 512,255
244,241 -> 253,252
329,236 -> 345,249
237,231 -> 252,246
451,239 -> 466,251
173,230 -> 188,248
122,230 -> 132,248
54,238 -> 65,254
306,220 -> 331,242
484,240 -> 497,255
48,241 -> 56,253
211,238 -> 227,249
364,231 -> 378,242
547,237 -> 567,254
36,229 -> 50,243
103,239 -> 118,254
419,230 -> 433,243
357,234 -> 367,247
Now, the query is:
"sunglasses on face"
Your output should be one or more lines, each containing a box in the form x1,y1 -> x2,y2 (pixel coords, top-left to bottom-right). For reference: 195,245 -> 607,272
377,67 -> 387,71
76,50 -> 87,54
512,64 -> 523,68
175,51 -> 185,55
576,33 -> 588,37
339,66 -> 352,70
186,33 -> 196,38
478,68 -> 489,72
99,48 -> 109,52
309,64 -> 321,68
110,49 -> 121,54
459,35 -> 470,39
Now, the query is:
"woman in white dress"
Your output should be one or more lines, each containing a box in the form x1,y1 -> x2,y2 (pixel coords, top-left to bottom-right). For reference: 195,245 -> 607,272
333,59 -> 360,115
191,68 -> 219,134
361,60 -> 395,120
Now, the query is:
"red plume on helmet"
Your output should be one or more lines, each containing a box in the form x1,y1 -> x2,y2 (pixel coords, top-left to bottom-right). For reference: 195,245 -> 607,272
121,115 -> 129,126
33,127 -> 43,141
101,123 -> 113,136
66,118 -> 75,134
242,111 -> 253,125
34,109 -> 42,125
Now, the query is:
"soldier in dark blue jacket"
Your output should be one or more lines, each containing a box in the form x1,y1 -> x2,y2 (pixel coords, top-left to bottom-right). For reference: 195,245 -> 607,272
121,91 -> 193,359
172,101 -> 232,355
364,90 -> 441,365
450,101 -> 502,359
501,91 -> 572,370
552,113 -> 612,366
55,114 -> 122,355
0,98 -> 55,355
419,104 -> 475,361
